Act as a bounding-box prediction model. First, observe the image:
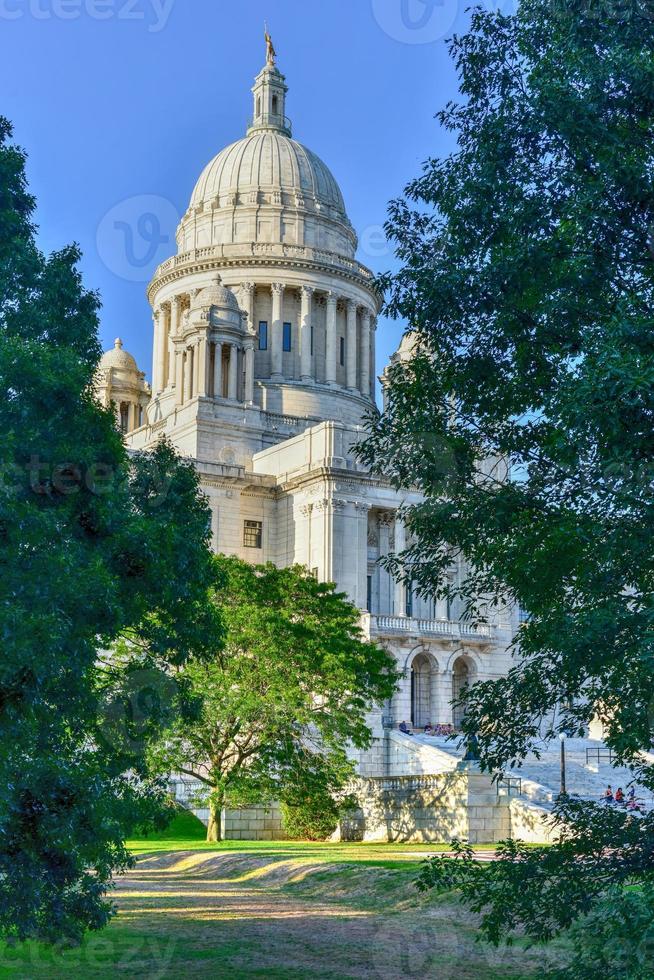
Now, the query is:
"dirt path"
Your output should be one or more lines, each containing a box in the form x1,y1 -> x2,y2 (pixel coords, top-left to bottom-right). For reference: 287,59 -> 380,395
99,850 -> 557,979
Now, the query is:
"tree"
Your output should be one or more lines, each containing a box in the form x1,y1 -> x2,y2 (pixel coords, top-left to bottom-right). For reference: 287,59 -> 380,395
0,118 -> 219,944
152,556 -> 398,841
357,0 -> 654,944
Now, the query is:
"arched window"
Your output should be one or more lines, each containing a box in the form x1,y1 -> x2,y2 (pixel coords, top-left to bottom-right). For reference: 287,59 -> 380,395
119,403 -> 129,434
272,95 -> 279,116
410,652 -> 439,728
256,96 -> 261,117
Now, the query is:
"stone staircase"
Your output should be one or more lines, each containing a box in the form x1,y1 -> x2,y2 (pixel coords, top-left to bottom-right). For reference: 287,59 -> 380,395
410,733 -> 654,809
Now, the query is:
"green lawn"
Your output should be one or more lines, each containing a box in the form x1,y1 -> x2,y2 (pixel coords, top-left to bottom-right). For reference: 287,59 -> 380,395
0,817 -> 568,979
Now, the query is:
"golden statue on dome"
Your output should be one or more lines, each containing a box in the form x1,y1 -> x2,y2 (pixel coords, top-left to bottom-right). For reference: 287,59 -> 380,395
264,24 -> 276,67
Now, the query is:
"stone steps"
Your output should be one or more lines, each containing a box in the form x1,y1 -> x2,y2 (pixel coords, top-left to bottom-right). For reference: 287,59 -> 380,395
411,734 -> 654,809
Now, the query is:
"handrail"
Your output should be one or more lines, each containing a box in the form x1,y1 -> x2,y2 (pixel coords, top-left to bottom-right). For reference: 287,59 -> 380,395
586,747 -> 616,765
497,776 -> 522,798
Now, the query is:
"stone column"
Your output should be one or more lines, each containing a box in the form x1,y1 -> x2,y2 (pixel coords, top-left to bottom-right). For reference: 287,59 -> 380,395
244,343 -> 255,404
271,283 -> 285,379
175,347 -> 184,405
378,512 -> 394,614
241,282 -> 255,332
152,310 -> 161,393
170,295 -> 181,337
192,340 -> 200,396
360,309 -> 371,398
394,514 -> 406,617
160,304 -> 171,391
228,344 -> 239,400
300,285 -> 314,382
325,292 -> 338,385
370,315 -> 378,399
197,335 -> 208,397
346,299 -> 358,391
213,342 -> 223,399
183,348 -> 192,404
168,296 -> 180,389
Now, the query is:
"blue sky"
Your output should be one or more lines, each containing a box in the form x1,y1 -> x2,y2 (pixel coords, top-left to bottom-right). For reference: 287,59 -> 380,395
1,0 -> 493,385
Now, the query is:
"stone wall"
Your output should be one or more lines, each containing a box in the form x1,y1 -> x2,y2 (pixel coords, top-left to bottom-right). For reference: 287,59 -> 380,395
222,802 -> 287,841
340,767 -> 512,844
508,799 -> 560,843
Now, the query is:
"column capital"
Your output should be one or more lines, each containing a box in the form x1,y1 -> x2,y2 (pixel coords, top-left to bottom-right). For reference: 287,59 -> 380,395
241,281 -> 255,294
271,282 -> 285,296
301,284 -> 315,298
345,297 -> 357,312
325,290 -> 338,308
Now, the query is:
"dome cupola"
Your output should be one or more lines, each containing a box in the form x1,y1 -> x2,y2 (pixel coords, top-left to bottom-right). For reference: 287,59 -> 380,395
176,44 -> 356,259
189,275 -> 244,328
96,338 -> 150,435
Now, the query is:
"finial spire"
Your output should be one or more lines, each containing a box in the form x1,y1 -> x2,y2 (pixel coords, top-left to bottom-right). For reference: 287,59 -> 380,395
264,23 -> 276,67
248,34 -> 291,137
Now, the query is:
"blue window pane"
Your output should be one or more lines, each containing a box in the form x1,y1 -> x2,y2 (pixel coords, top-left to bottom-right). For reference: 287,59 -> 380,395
283,322 -> 292,352
258,322 -> 268,351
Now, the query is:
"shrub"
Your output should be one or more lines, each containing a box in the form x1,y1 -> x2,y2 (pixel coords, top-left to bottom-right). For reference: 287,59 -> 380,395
550,885 -> 654,979
280,797 -> 340,841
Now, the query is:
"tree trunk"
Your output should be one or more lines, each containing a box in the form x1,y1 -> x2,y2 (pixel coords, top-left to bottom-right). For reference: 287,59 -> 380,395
206,790 -> 224,842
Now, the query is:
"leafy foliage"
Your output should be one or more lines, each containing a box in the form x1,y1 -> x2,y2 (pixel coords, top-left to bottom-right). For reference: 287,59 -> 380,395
549,884 -> 654,979
152,556 -> 398,840
0,118 -> 217,943
280,800 -> 341,842
356,0 -> 654,947
418,799 -> 654,945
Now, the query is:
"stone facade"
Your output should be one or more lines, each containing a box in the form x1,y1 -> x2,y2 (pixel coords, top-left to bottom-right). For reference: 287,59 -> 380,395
223,803 -> 286,842
341,767 -> 512,844
103,50 -> 517,809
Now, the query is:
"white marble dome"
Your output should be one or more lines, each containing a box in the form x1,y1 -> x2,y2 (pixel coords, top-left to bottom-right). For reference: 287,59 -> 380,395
177,64 -> 357,259
190,132 -> 348,220
190,275 -> 240,314
100,337 -> 139,376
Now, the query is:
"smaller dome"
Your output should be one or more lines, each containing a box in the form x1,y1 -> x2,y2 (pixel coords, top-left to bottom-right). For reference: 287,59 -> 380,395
190,275 -> 241,315
396,331 -> 419,361
100,338 -> 139,374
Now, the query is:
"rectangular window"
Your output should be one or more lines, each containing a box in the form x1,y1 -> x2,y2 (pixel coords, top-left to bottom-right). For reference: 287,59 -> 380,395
405,585 -> 414,618
339,336 -> 345,366
258,321 -> 268,351
283,322 -> 292,352
310,324 -> 314,356
367,575 -> 372,613
243,520 -> 263,549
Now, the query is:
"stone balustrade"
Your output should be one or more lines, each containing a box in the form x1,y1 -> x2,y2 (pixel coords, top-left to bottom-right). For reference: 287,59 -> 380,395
364,613 -> 494,641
